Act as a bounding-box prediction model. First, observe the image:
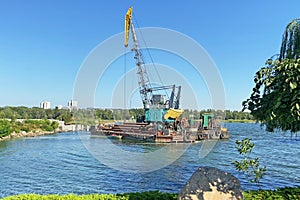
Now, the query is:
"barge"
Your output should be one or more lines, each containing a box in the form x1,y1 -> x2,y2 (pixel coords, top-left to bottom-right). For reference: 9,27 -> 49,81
90,113 -> 229,143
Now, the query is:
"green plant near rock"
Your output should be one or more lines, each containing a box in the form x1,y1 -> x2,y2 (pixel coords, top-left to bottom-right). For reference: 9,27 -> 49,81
233,138 -> 266,188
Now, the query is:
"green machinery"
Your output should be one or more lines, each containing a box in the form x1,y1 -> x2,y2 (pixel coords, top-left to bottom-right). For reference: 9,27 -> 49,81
201,113 -> 215,130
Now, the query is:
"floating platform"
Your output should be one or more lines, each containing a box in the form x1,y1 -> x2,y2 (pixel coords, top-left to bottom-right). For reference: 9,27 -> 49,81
90,122 -> 189,143
90,122 -> 229,143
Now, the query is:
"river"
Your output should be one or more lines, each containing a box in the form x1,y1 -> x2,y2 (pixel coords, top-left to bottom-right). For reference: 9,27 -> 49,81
0,123 -> 299,198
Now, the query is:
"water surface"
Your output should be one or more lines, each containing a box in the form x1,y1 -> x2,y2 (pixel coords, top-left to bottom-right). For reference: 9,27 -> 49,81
0,123 -> 299,197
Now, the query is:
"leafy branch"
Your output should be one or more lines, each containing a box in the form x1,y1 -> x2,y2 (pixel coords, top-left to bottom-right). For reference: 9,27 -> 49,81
233,138 -> 266,188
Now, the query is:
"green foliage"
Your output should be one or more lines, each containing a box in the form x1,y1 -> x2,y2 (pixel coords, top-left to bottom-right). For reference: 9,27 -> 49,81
96,109 -> 113,120
129,108 -> 145,119
280,18 -> 300,60
0,106 -> 59,120
180,109 -> 253,121
74,109 -> 96,126
2,188 -> 300,200
119,191 -> 177,200
235,138 -> 254,155
0,120 -> 12,137
51,121 -> 59,130
23,119 -> 58,132
1,191 -> 178,200
0,106 -> 253,124
233,138 -> 266,188
0,119 -> 59,138
244,187 -> 300,200
243,18 -> 300,133
243,58 -> 300,132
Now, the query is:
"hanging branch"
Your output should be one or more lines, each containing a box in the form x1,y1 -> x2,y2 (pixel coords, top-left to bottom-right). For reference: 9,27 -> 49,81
279,19 -> 300,61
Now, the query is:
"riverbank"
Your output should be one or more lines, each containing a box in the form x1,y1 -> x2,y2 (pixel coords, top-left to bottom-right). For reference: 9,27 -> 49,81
1,187 -> 300,200
0,130 -> 56,142
225,119 -> 256,123
0,119 -> 88,142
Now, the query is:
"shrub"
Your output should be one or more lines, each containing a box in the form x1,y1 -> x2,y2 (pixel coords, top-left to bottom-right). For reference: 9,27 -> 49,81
0,120 -> 12,137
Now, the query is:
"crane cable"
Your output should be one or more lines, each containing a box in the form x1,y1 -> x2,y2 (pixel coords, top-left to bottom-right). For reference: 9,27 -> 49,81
124,44 -> 127,116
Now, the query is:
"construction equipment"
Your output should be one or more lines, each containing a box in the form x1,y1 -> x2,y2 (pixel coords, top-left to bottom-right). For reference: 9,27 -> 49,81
90,7 -> 229,142
124,6 -> 183,123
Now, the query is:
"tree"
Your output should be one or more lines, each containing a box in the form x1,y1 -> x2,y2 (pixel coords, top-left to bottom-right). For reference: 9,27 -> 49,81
73,109 -> 96,126
51,121 -> 59,130
60,111 -> 73,125
129,108 -> 144,119
243,19 -> 300,132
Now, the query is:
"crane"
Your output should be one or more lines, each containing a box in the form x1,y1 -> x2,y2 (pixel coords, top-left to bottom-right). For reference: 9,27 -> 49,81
124,6 -> 183,123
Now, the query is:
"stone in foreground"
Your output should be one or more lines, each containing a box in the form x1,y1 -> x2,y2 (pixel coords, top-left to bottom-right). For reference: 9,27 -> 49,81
178,166 -> 243,200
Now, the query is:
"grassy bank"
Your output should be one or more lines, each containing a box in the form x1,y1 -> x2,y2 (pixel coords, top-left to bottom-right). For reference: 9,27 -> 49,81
2,187 -> 300,200
224,119 -> 256,123
0,119 -> 58,141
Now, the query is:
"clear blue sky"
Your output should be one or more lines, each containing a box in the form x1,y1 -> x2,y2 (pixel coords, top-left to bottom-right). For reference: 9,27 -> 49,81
0,0 -> 299,110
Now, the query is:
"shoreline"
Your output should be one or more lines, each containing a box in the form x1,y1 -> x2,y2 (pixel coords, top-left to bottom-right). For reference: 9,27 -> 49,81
0,130 -> 57,142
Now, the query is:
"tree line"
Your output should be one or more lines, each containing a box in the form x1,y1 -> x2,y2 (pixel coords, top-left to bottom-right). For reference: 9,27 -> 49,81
0,106 -> 73,124
181,109 -> 253,121
0,106 -> 253,122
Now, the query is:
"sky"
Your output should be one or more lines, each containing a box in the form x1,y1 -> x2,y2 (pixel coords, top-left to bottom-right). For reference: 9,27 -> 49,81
0,0 -> 299,110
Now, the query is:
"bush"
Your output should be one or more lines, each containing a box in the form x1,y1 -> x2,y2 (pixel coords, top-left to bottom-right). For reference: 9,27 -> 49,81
244,187 -> 300,200
0,120 -> 12,137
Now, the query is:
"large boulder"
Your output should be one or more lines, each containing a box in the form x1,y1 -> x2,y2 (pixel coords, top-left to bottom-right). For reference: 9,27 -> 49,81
178,167 -> 243,200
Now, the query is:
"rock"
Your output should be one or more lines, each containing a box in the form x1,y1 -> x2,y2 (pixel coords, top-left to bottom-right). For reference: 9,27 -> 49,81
178,167 -> 243,200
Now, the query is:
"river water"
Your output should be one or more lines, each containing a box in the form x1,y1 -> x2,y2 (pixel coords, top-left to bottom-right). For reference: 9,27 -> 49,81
0,123 -> 299,198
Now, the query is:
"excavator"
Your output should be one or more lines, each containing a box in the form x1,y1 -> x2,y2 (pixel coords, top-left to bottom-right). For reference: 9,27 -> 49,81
124,6 -> 184,124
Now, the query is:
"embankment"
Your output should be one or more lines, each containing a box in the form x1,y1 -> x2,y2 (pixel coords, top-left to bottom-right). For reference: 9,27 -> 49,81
0,130 -> 56,141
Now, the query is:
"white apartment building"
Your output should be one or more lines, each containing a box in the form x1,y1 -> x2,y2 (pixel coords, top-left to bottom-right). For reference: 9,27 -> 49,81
40,101 -> 51,109
68,100 -> 78,110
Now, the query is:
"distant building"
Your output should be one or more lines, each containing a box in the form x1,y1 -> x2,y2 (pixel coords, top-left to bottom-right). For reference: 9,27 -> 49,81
40,101 -> 51,109
68,100 -> 78,110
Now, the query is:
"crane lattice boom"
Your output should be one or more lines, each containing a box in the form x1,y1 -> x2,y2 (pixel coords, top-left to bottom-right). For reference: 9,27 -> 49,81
124,6 -> 183,121
125,6 -> 152,108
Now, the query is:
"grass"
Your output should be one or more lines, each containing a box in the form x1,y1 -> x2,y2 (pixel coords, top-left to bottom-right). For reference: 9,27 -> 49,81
243,187 -> 300,200
1,191 -> 177,200
2,187 -> 300,200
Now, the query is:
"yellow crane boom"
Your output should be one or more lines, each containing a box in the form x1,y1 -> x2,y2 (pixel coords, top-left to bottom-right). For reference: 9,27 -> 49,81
124,6 -> 132,47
